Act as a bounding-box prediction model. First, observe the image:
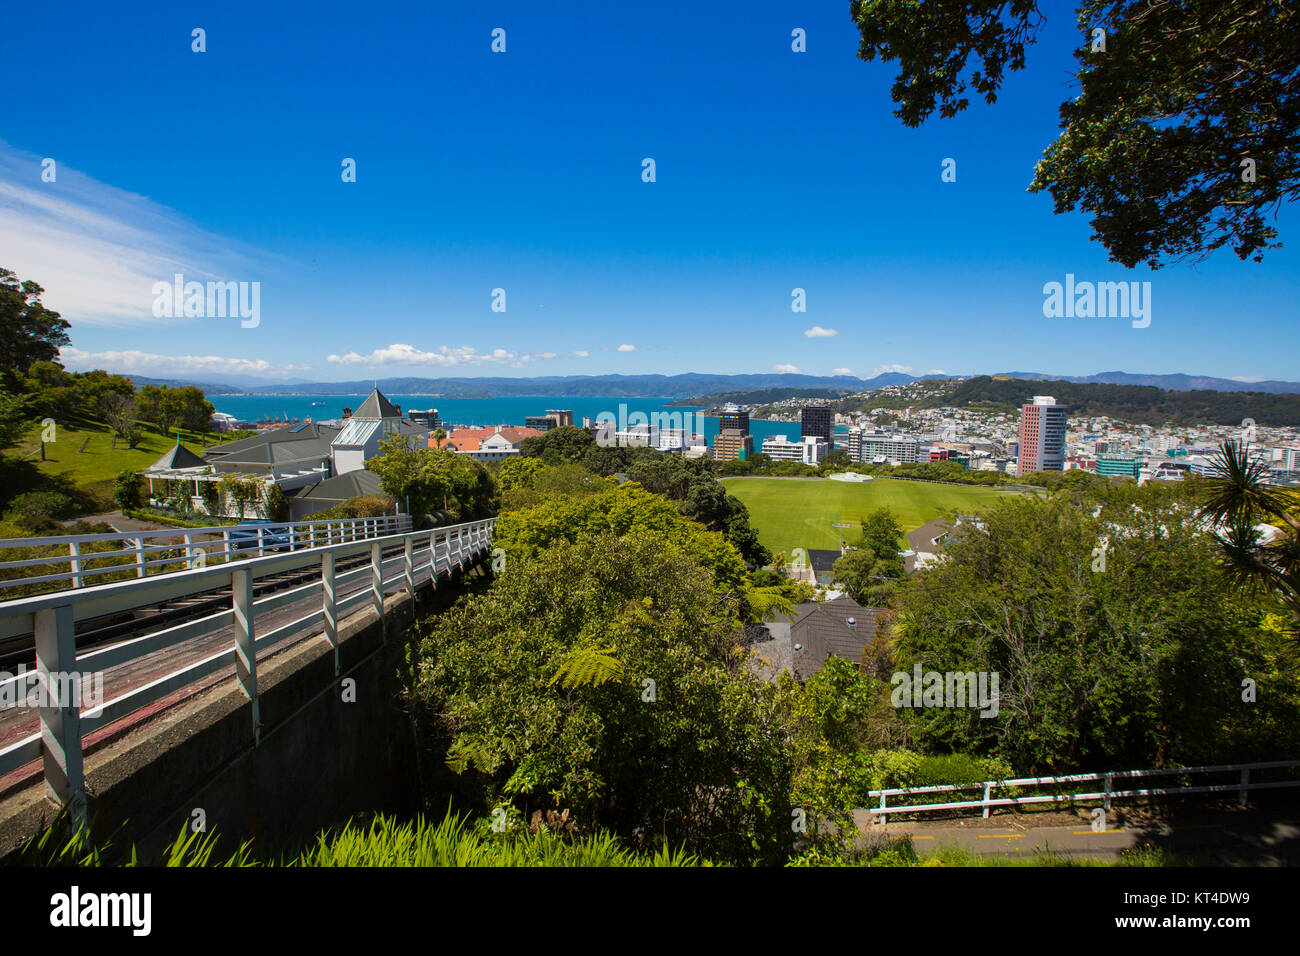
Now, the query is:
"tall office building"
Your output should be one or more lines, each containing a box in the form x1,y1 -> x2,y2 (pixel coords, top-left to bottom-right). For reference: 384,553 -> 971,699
719,404 -> 750,435
1016,396 -> 1068,477
846,426 -> 863,462
711,430 -> 753,462
801,406 -> 833,446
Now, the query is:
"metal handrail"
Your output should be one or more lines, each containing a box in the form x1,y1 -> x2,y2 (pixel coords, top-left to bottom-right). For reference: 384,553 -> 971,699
0,516 -> 496,822
866,759 -> 1300,823
0,513 -> 412,593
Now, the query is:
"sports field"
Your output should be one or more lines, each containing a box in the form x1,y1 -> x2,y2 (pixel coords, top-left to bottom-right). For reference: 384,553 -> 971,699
723,476 -> 1019,556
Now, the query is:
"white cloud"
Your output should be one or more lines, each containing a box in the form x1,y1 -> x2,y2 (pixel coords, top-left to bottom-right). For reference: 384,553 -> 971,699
927,369 -> 949,376
326,343 -> 557,369
871,364 -> 914,376
60,346 -> 309,378
831,367 -> 853,376
0,139 -> 273,327
804,326 -> 838,338
773,363 -> 801,374
617,344 -> 637,352
574,350 -> 590,358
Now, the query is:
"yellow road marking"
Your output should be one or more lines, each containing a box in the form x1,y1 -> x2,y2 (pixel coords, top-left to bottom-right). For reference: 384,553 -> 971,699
1072,829 -> 1126,835
977,834 -> 1023,839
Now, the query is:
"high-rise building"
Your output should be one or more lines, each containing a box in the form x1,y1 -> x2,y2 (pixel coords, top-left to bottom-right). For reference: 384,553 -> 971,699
863,436 -> 920,464
524,415 -> 554,432
846,426 -> 863,462
801,406 -> 833,446
711,430 -> 753,462
546,409 -> 574,429
719,404 -> 750,435
1016,396 -> 1068,477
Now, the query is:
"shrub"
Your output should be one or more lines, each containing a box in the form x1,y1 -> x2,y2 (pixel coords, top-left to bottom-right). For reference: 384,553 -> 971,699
5,491 -> 78,532
265,483 -> 290,522
113,470 -> 143,511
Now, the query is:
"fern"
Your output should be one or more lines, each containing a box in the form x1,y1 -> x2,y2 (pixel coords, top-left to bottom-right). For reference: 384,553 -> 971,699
548,645 -> 626,690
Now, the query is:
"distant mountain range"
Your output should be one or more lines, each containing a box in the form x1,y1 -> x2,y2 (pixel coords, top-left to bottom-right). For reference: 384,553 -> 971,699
127,369 -> 1300,398
996,371 -> 1300,395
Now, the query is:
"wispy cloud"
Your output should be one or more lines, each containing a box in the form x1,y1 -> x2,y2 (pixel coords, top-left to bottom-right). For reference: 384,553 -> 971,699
617,344 -> 637,352
574,350 -> 590,358
804,326 -> 838,338
831,367 -> 853,376
773,363 -> 801,374
326,343 -> 558,369
0,139 -> 271,327
60,346 -> 309,378
872,363 -> 914,376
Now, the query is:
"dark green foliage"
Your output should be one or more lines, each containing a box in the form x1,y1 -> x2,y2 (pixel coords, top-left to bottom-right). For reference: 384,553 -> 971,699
0,270 -> 70,387
851,1 -> 1300,267
113,469 -> 143,511
412,531 -> 793,864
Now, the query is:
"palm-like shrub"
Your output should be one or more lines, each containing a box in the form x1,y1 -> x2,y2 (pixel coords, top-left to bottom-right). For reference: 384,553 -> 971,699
1197,439 -> 1300,623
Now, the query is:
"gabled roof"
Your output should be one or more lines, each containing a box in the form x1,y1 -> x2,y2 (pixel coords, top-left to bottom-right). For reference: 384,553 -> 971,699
432,425 -> 542,451
352,388 -> 401,420
148,441 -> 207,472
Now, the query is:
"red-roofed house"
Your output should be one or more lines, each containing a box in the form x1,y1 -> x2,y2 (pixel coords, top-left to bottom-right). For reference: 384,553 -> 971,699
431,425 -> 542,462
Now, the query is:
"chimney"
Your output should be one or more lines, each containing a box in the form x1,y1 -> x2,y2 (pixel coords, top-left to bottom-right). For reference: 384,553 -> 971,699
394,404 -> 402,416
343,407 -> 352,419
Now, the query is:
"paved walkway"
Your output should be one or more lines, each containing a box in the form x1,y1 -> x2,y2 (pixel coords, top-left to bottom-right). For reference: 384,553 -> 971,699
854,807 -> 1300,864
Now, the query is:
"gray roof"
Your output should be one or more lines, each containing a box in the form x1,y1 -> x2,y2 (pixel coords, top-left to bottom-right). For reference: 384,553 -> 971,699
148,441 -> 208,471
907,517 -> 953,554
789,596 -> 881,682
352,388 -> 401,420
205,423 -> 340,459
295,468 -> 385,502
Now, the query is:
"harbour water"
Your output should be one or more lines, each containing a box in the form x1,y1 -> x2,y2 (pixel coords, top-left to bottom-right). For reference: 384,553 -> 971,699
211,395 -> 837,446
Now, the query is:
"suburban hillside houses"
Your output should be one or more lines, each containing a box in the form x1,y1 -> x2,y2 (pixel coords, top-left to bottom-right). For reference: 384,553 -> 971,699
140,387 -> 428,520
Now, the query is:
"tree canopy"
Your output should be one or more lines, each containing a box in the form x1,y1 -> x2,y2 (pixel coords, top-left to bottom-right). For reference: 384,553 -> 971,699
850,1 -> 1300,267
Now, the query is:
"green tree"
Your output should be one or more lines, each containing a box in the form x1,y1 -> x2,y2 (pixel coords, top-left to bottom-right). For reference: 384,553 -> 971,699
519,425 -> 595,465
113,470 -> 143,511
850,1 -> 1300,267
891,487 -> 1300,772
413,530 -> 793,864
1197,439 -> 1300,627
0,269 -> 71,386
366,434 -> 497,526
0,390 -> 29,452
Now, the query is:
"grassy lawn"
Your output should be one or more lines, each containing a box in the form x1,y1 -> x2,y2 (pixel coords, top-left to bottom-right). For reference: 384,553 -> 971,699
11,421 -> 210,510
723,476 -> 1019,556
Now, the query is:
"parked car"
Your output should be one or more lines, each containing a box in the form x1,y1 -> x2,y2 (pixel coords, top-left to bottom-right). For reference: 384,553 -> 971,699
228,521 -> 294,553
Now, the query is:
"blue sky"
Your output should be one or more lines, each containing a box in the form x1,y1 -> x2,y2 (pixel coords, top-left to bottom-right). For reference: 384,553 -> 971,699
1,0 -> 1296,384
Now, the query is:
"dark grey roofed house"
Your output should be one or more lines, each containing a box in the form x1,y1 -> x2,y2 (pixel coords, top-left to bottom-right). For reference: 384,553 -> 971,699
289,469 -> 386,520
790,596 -> 881,681
906,517 -> 953,555
204,423 -> 341,466
747,595 -> 881,682
148,441 -> 207,472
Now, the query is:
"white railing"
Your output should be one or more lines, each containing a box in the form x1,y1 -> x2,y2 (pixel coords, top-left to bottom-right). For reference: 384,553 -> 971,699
0,516 -> 495,821
0,513 -> 412,594
866,759 -> 1300,824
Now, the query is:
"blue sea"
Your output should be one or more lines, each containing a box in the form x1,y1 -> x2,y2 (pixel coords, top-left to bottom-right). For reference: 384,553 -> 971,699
211,394 -> 837,446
